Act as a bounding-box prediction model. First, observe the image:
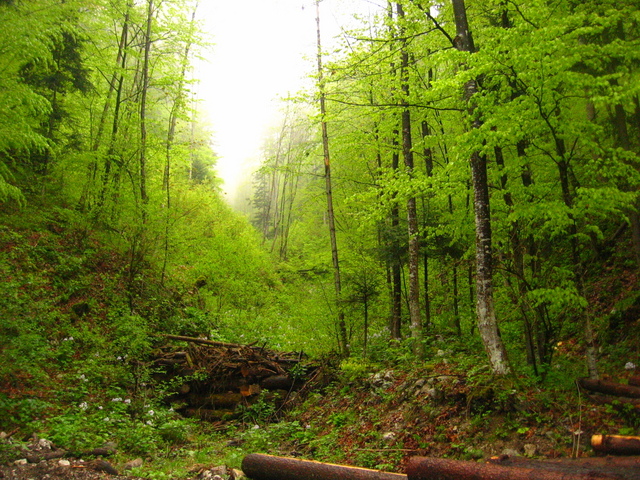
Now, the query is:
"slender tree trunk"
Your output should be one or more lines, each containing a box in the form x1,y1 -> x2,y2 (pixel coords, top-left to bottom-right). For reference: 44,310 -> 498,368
98,2 -> 131,211
451,0 -> 511,375
387,2 -> 403,341
316,0 -> 348,355
397,3 -> 423,359
139,0 -> 154,223
421,119 -> 433,331
161,3 -> 198,285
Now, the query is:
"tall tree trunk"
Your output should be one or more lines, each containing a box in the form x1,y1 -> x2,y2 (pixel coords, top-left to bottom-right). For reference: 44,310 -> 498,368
139,0 -> 154,222
421,119 -> 433,332
397,3 -> 423,359
98,1 -> 132,211
553,119 -> 599,379
161,2 -> 198,285
451,0 -> 511,375
316,0 -> 348,356
387,1 -> 403,341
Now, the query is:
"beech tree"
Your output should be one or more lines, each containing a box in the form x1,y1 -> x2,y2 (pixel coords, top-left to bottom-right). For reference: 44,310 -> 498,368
450,0 -> 511,374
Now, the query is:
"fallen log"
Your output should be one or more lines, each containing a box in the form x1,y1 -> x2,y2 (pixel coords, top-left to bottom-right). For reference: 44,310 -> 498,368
592,435 -> 640,455
241,454 -> 406,480
260,375 -> 295,391
488,455 -> 640,477
406,456 -> 623,480
578,378 -> 640,399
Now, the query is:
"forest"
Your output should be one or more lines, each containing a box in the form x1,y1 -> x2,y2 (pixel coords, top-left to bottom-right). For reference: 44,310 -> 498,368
1,0 -> 639,478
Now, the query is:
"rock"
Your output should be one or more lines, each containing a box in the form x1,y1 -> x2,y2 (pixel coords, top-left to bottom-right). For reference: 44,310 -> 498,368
524,444 -> 537,457
198,466 -> 228,480
419,386 -> 444,403
209,466 -> 228,477
413,379 -> 426,389
36,438 -> 53,450
58,460 -> 71,467
382,432 -> 396,443
370,370 -> 394,389
501,448 -> 520,457
231,468 -> 245,480
122,458 -> 143,470
14,459 -> 27,466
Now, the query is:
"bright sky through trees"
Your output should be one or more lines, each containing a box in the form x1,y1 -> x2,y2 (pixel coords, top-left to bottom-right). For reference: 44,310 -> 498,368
196,0 -> 382,201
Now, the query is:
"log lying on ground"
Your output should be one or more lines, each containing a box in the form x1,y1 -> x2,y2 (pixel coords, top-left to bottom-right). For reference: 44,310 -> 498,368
489,455 -> 640,477
241,454 -> 407,480
578,378 -> 640,399
406,456 -> 629,480
592,434 -> 640,455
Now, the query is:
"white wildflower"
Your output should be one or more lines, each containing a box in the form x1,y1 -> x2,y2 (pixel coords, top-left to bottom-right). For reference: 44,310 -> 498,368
148,410 -> 155,416
625,362 -> 636,370
124,399 -> 131,404
79,402 -> 88,410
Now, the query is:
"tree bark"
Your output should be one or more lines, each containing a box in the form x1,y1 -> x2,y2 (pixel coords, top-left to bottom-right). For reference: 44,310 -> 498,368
397,2 -> 423,358
98,2 -> 131,210
315,0 -> 348,355
407,456 -> 619,480
451,0 -> 511,374
139,0 -> 154,222
242,454 -> 407,480
421,119 -> 433,331
578,378 -> 640,398
591,434 -> 640,455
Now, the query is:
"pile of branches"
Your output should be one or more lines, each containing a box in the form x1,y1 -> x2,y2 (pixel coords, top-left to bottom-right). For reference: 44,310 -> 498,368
151,335 -> 320,421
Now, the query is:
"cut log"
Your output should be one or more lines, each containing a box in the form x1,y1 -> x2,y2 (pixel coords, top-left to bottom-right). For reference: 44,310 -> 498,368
592,435 -> 640,455
578,378 -> 640,399
406,456 -> 621,480
260,375 -> 295,391
241,454 -> 406,480
489,455 -> 640,477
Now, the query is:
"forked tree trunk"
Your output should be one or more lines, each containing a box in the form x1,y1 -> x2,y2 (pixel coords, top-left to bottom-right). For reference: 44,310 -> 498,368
451,0 -> 511,374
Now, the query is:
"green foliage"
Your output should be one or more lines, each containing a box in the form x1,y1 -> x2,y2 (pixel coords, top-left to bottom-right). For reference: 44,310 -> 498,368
237,391 -> 277,425
40,400 -> 194,456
